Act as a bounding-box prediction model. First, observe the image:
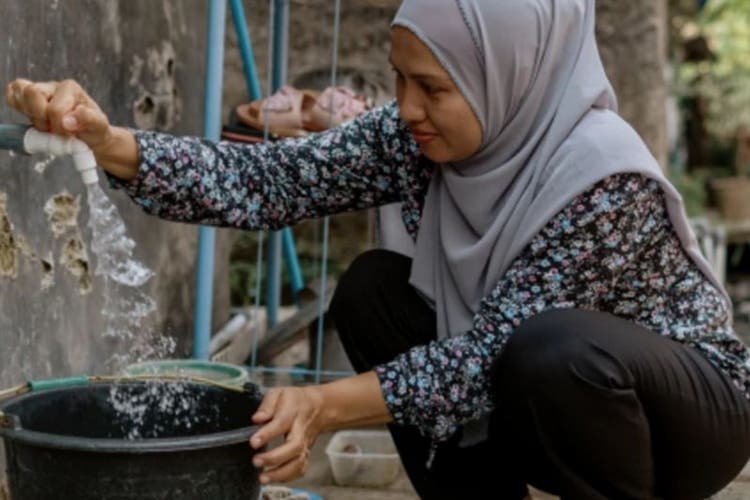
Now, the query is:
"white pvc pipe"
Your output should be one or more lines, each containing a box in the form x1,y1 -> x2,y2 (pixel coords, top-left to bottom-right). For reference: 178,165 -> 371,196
23,128 -> 99,185
208,312 -> 250,356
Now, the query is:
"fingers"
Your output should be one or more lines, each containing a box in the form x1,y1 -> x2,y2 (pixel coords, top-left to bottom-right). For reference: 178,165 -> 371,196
47,80 -> 83,135
4,82 -> 19,109
6,79 -> 56,131
5,78 -> 31,111
23,81 -> 56,131
252,388 -> 281,427
254,424 -> 308,469
5,78 -> 112,150
249,387 -> 323,484
252,403 -> 295,450
258,452 -> 309,484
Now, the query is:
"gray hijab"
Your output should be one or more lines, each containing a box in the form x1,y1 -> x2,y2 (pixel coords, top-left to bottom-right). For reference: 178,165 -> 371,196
394,0 -> 730,345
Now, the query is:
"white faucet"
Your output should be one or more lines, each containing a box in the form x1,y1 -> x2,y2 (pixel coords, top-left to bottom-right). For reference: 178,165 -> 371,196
23,127 -> 99,185
0,124 -> 98,185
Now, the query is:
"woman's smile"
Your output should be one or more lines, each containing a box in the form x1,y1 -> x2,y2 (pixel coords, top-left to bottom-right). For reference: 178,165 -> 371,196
411,129 -> 439,145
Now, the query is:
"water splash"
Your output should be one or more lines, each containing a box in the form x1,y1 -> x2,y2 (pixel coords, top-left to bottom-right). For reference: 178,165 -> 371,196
86,182 -> 191,438
34,155 -> 55,174
86,182 -> 175,372
108,381 -> 217,440
87,183 -> 154,288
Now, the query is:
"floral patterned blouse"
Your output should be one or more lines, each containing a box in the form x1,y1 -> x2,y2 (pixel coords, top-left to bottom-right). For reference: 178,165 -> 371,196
109,101 -> 750,444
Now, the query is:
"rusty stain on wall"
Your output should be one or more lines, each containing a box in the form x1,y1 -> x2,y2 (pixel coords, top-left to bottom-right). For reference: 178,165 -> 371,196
60,234 -> 92,295
0,192 -> 58,289
15,234 -> 37,260
130,41 -> 181,130
0,192 -> 18,279
0,190 -> 92,292
44,191 -> 80,239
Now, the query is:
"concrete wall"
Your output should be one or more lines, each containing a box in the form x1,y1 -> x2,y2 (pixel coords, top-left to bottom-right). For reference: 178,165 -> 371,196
0,0 -> 234,388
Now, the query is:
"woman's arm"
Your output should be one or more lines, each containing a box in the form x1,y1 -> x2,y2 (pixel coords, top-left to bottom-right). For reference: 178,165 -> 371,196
107,102 -> 427,230
376,173 -> 664,442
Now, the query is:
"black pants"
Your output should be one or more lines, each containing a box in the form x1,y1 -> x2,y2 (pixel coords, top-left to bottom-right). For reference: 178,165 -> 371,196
330,250 -> 750,500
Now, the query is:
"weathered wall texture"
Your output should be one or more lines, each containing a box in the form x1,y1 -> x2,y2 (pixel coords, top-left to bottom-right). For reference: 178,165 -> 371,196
0,0 -> 234,391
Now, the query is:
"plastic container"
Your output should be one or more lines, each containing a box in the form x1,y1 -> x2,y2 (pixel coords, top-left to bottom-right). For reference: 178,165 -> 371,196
123,359 -> 250,387
711,176 -> 750,221
0,381 -> 263,499
325,430 -> 401,488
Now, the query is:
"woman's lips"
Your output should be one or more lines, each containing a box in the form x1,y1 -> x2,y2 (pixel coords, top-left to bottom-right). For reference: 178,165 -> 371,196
412,131 -> 438,145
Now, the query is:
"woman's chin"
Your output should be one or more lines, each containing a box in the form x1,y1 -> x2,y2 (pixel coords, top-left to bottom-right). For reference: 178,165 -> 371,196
419,143 -> 451,164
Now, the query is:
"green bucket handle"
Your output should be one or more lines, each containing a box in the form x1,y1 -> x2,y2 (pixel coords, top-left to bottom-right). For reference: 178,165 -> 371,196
28,375 -> 90,392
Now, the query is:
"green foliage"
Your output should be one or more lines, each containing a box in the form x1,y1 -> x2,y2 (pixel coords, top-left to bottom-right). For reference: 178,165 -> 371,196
669,171 -> 708,216
678,0 -> 750,138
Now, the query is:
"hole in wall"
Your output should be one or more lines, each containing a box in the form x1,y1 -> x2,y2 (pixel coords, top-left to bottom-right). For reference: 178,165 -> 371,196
60,235 -> 92,295
136,95 -> 155,115
44,192 -> 80,239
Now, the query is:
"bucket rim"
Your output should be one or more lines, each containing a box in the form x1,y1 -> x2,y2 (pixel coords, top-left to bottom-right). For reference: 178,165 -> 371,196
0,381 -> 261,454
0,425 -> 259,453
122,359 -> 249,386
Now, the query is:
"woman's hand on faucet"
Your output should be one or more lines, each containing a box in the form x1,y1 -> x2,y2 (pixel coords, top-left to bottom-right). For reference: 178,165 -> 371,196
5,79 -> 113,152
5,78 -> 139,181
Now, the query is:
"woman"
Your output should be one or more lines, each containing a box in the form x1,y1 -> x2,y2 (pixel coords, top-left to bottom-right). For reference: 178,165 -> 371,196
7,1 -> 750,498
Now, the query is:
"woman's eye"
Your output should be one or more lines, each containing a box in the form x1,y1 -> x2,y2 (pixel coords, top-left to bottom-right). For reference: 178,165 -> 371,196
420,81 -> 438,94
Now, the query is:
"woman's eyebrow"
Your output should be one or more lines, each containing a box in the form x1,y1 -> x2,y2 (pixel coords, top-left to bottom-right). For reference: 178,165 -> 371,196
389,59 -> 449,82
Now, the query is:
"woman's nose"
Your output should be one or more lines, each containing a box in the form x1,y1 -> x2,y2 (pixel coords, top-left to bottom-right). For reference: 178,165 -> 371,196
397,82 -> 427,125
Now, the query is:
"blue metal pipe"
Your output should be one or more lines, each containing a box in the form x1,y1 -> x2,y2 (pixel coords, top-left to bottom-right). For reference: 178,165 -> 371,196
271,0 -> 290,92
0,124 -> 30,153
265,0 -> 290,329
229,0 -> 262,102
193,0 -> 227,360
282,228 -> 305,299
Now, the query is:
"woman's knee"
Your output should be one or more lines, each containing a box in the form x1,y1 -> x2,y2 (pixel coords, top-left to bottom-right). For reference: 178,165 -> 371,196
490,308 -> 623,397
328,250 -> 411,334
329,249 -> 412,330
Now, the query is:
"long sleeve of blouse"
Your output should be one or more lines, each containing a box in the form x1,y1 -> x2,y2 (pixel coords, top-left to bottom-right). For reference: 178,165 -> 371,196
374,174 -> 667,442
108,101 -> 431,230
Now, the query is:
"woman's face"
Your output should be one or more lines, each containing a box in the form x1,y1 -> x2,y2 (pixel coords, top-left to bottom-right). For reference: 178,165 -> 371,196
390,27 -> 483,163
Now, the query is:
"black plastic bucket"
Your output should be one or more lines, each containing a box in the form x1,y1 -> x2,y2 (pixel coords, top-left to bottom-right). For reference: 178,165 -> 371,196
0,381 -> 264,499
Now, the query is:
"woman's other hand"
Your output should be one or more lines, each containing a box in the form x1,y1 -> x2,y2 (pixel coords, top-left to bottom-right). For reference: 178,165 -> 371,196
249,372 -> 393,484
250,386 -> 325,484
5,78 -> 139,180
5,78 -> 113,152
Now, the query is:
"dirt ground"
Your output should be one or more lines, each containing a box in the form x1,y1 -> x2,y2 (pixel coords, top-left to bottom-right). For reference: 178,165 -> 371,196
288,430 -> 561,500
287,430 -> 750,500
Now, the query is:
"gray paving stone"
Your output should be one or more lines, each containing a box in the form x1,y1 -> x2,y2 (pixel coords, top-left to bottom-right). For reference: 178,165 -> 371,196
713,480 -> 750,500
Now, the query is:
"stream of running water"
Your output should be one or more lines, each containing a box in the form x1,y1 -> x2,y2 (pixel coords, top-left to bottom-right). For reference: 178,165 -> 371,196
86,182 -> 205,439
